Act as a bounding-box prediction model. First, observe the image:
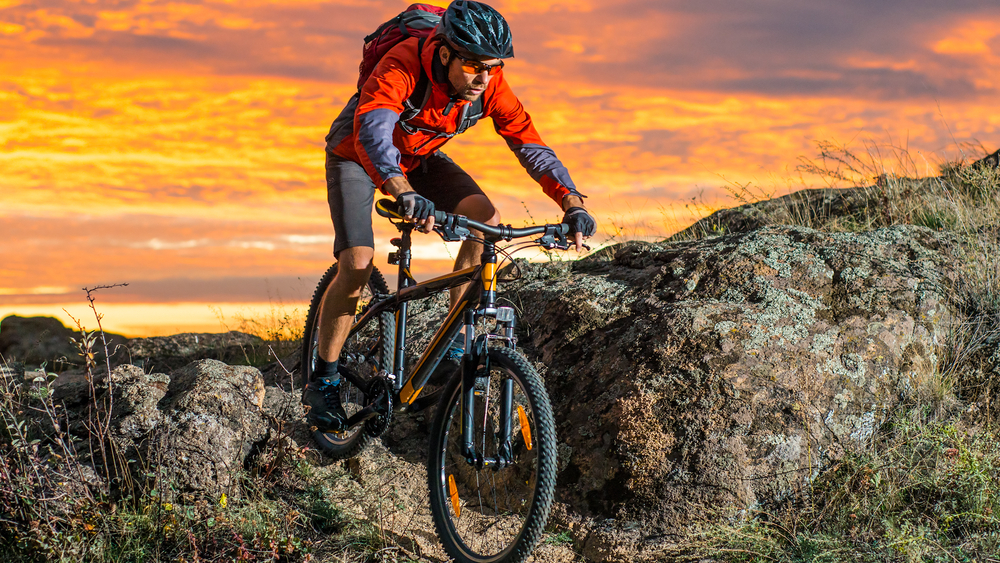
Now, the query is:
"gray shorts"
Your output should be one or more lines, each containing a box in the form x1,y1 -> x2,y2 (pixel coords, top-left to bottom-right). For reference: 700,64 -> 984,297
326,152 -> 487,257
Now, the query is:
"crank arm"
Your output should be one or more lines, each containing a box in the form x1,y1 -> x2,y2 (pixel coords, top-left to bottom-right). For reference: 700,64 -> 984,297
344,405 -> 381,429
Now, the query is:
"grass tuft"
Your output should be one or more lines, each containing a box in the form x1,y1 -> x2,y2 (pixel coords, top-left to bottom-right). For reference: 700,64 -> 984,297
672,141 -> 1000,563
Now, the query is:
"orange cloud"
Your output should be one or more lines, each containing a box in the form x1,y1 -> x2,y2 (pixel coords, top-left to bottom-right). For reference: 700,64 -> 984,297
497,0 -> 595,14
933,20 -> 1000,55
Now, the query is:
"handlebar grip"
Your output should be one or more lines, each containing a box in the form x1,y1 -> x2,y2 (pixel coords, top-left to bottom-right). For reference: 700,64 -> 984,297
375,198 -> 401,219
375,198 -> 448,223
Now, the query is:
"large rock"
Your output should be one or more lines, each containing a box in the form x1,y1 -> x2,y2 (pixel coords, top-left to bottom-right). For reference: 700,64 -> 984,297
503,224 -> 956,558
99,360 -> 271,497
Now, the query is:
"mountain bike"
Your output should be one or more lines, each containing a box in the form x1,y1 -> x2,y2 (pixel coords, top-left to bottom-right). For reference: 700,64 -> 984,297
301,199 -> 575,563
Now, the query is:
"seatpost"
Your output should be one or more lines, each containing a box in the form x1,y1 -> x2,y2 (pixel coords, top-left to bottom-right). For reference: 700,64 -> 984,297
391,226 -> 413,391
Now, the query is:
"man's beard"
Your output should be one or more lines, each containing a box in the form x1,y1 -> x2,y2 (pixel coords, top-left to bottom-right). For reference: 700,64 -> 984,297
458,84 -> 485,101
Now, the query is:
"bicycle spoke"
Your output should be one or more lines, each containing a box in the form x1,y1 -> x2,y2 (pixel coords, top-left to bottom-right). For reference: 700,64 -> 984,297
304,263 -> 394,458
429,349 -> 555,562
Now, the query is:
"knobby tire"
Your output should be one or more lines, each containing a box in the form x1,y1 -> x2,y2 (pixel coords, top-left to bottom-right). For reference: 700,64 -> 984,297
301,263 -> 394,459
427,347 -> 557,563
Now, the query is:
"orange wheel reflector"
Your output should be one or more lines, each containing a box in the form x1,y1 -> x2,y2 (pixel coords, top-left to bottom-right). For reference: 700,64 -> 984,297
518,406 -> 532,450
448,474 -> 461,518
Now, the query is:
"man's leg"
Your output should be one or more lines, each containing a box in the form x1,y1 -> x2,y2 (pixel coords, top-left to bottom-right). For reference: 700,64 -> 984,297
316,153 -> 378,372
304,154 -> 376,431
317,245 -> 375,364
303,247 -> 374,432
449,194 -> 501,307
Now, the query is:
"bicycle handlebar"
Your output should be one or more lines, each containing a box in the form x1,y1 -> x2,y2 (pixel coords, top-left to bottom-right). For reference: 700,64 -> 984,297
375,198 -> 571,243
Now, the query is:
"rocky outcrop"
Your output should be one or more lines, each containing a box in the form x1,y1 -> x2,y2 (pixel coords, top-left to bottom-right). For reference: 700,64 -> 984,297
503,224 -> 957,558
77,360 -> 275,498
125,331 -> 264,372
22,222 -> 960,561
0,315 -> 128,370
0,315 -> 264,375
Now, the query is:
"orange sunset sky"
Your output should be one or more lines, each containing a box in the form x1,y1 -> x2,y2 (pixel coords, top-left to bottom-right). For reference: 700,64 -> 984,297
3,0 -> 1000,336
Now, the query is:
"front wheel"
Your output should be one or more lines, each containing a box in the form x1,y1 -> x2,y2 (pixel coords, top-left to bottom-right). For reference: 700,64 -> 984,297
427,347 -> 557,563
301,263 -> 394,459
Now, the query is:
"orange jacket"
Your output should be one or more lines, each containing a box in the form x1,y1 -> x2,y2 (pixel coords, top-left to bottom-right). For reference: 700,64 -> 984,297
326,35 -> 581,205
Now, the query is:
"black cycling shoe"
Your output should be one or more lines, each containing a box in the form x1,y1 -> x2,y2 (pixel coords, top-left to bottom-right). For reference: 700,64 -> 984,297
302,376 -> 348,433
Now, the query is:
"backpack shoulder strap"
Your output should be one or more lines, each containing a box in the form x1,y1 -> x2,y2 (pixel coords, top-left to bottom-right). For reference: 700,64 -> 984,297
400,36 -> 431,124
454,95 -> 484,135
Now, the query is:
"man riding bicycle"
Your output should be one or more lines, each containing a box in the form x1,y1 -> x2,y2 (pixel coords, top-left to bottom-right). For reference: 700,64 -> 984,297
303,0 -> 597,432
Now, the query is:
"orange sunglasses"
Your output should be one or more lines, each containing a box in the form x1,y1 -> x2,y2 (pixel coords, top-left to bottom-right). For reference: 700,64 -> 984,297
454,52 -> 504,76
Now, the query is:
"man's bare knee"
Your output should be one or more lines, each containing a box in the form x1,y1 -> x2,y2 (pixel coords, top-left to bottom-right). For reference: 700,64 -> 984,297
484,208 -> 501,226
454,194 -> 500,225
332,247 -> 375,291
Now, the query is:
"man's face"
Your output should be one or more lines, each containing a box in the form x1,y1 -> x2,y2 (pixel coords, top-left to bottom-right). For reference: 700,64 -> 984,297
439,44 -> 501,102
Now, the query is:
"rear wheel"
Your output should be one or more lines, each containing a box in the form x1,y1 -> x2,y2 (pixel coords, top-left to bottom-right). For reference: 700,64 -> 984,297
427,347 -> 557,563
301,263 -> 394,459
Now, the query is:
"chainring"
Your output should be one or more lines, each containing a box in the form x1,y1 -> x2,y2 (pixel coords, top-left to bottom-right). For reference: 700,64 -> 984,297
364,375 -> 394,437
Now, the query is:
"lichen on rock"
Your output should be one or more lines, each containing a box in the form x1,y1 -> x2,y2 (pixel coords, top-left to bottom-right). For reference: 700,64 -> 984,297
503,224 -> 957,556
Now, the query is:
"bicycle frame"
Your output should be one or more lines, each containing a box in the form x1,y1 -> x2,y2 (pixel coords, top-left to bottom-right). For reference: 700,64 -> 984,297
347,224 -> 508,390
344,220 -> 518,465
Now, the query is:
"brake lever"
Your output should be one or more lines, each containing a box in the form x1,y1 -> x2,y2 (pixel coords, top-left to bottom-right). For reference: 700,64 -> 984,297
537,225 -> 569,250
537,229 -> 591,251
434,214 -> 472,242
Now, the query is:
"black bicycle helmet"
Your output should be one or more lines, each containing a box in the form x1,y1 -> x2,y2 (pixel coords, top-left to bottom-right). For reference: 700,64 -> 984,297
439,1 -> 514,59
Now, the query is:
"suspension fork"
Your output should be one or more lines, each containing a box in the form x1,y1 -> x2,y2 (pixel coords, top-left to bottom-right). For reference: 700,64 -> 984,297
461,308 -> 480,465
460,241 -> 516,467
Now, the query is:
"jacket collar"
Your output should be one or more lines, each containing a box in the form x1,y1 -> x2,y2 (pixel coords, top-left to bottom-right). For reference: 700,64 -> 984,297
421,36 -> 465,102
419,36 -> 501,106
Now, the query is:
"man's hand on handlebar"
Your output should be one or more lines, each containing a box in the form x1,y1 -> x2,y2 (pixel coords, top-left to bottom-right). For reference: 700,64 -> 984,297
397,192 -> 436,232
384,177 -> 435,232
561,195 -> 596,252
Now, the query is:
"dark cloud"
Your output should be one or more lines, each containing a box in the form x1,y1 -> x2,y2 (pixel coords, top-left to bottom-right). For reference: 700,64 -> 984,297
0,276 -> 315,305
101,275 -> 315,304
638,130 -> 694,160
715,68 -> 984,100
5,0 -> 998,99
0,0 -> 399,82
69,13 -> 96,27
38,32 -> 214,58
507,0 -> 1000,101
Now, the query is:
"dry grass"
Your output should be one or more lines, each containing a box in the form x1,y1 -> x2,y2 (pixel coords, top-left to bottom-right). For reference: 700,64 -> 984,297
671,142 -> 1000,562
7,140 -> 1000,562
212,298 -> 306,369
0,292 -> 384,562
